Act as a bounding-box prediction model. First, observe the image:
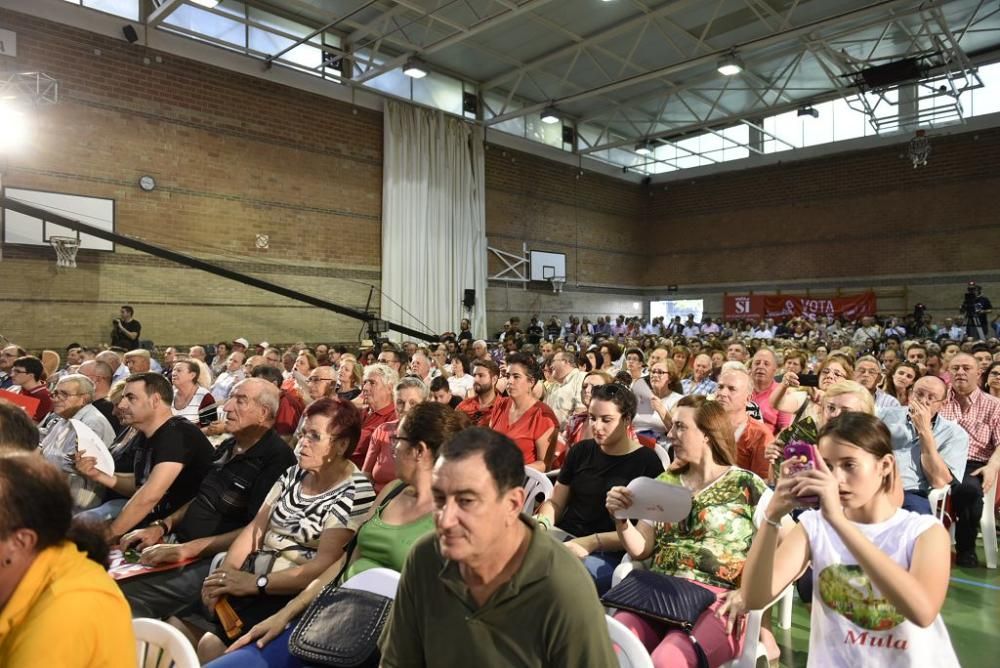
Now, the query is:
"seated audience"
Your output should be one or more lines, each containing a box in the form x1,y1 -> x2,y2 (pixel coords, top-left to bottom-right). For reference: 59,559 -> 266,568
250,365 -> 304,437
681,352 -> 718,396
171,359 -> 217,425
354,364 -> 399,467
38,374 -> 116,511
772,353 -> 855,426
78,359 -> 121,434
210,401 -> 471,666
116,378 -> 295,619
939,353 -> 1000,568
488,353 -> 558,471
0,344 -> 27,390
429,375 -> 462,408
853,354 -> 900,410
193,396 -> 375,662
607,395 -> 775,667
210,352 -> 246,403
335,356 -> 363,401
87,373 -> 214,541
749,349 -> 791,435
882,376 -> 968,515
632,359 -> 684,444
456,358 -> 499,426
715,366 -> 773,480
379,428 -> 617,666
302,365 -> 336,404
535,384 -> 663,593
9,356 -> 52,422
742,413 -> 958,667
0,452 -> 135,666
544,350 -> 585,427
882,361 -> 921,406
363,377 -> 429,492
560,369 -> 614,462
984,360 -> 1000,399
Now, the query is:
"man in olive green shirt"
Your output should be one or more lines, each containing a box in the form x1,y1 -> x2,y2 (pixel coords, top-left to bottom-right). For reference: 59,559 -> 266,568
379,428 -> 616,667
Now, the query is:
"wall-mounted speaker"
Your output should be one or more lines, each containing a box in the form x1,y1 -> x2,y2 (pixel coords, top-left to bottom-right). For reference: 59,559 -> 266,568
463,289 -> 476,309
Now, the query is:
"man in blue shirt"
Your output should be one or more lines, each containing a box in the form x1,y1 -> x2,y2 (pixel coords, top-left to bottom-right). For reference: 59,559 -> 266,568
881,376 -> 969,514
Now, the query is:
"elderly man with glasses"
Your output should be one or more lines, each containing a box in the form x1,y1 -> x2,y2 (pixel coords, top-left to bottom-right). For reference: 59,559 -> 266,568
38,373 -> 116,511
0,345 -> 27,390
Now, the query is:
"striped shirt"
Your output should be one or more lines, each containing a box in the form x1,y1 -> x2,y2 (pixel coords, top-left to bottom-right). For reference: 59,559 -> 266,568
261,463 -> 375,572
682,377 -> 718,396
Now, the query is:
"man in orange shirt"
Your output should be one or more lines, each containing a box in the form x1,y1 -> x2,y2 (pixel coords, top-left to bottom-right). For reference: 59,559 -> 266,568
715,367 -> 772,480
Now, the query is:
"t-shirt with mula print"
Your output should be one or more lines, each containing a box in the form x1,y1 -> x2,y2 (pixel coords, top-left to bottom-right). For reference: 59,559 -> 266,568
798,508 -> 959,668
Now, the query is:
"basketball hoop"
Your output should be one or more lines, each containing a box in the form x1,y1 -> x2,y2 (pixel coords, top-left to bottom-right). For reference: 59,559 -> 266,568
49,236 -> 80,268
550,277 -> 566,294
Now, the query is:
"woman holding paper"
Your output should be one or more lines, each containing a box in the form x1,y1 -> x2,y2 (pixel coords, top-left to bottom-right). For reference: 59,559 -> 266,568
631,359 -> 684,443
535,384 -> 663,594
606,395 -> 776,667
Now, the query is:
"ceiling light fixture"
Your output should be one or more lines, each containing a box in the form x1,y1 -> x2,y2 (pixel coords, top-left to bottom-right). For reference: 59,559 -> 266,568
797,106 -> 819,118
190,0 -> 222,8
717,52 -> 743,76
402,59 -> 428,79
634,141 -> 654,156
540,107 -> 561,125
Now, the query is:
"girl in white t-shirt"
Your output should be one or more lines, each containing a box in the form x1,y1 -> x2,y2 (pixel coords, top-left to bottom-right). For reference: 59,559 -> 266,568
741,412 -> 958,668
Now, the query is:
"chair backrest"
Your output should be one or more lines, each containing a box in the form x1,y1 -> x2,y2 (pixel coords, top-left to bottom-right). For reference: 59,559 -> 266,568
341,567 -> 402,600
653,443 -> 671,470
605,614 -> 654,668
522,466 -> 554,514
133,617 -> 200,668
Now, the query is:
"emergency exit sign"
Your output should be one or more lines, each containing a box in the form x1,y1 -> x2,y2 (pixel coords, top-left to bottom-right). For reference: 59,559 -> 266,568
0,29 -> 16,57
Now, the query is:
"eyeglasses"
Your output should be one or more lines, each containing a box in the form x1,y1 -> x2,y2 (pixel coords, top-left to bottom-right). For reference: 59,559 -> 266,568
855,368 -> 880,377
307,376 -> 334,383
10,368 -> 26,375
52,390 -> 82,399
389,434 -> 414,451
648,369 -> 668,376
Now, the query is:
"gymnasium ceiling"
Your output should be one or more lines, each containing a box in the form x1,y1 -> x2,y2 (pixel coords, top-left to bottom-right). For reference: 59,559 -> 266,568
135,1 -> 1000,169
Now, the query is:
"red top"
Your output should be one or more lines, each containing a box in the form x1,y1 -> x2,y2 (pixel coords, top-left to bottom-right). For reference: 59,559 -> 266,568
25,385 -> 53,423
488,396 -> 558,467
751,381 -> 792,436
352,402 -> 397,467
363,419 -> 398,493
456,396 -> 496,427
736,418 -> 773,481
275,390 -> 304,436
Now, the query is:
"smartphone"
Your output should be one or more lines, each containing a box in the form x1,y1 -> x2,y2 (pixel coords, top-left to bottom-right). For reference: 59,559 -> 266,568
783,441 -> 819,506
797,373 -> 820,388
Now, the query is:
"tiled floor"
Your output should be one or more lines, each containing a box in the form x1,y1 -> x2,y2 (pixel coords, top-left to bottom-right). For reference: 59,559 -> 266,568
774,539 -> 998,666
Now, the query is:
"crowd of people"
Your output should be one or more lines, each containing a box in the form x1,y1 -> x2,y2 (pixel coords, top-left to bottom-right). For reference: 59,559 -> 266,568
0,304 -> 997,667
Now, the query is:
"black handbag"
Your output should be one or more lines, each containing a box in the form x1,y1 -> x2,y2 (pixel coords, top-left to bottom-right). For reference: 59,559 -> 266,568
288,586 -> 391,668
601,569 -> 717,668
287,482 -> 408,667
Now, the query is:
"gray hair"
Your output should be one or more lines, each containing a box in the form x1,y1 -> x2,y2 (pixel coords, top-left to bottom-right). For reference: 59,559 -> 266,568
363,363 -> 400,389
395,376 -> 429,401
58,373 -> 95,401
239,378 -> 280,420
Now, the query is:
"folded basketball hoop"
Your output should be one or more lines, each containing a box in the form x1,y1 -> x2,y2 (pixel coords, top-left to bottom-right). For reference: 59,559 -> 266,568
550,276 -> 566,294
49,236 -> 80,268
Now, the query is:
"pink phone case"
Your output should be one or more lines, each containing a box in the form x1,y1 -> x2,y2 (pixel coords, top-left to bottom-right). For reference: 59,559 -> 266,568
783,442 -> 820,506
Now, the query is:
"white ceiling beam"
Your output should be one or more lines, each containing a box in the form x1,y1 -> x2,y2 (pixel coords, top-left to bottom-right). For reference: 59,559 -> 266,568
147,0 -> 184,28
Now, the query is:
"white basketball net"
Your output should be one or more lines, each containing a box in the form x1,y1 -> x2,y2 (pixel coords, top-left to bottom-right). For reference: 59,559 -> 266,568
550,277 -> 566,294
908,130 -> 930,168
49,236 -> 80,268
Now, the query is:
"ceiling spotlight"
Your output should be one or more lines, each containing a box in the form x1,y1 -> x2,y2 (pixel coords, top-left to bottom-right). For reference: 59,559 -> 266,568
717,52 -> 743,76
190,0 -> 222,8
797,106 -> 819,118
402,59 -> 428,79
634,141 -> 654,156
540,107 -> 561,125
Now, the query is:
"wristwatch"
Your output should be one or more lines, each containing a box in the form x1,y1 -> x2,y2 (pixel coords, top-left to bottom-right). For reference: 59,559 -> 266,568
256,574 -> 269,595
150,519 -> 169,534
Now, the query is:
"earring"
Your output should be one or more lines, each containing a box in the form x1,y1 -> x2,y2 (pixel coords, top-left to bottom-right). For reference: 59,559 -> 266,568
2,558 -> 11,567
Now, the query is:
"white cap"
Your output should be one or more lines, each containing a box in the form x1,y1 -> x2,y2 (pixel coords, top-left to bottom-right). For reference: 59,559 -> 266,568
233,337 -> 250,349
258,341 -> 270,349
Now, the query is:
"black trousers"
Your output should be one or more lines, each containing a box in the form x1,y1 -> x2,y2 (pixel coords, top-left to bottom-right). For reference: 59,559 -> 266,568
951,460 -> 986,554
118,558 -> 213,619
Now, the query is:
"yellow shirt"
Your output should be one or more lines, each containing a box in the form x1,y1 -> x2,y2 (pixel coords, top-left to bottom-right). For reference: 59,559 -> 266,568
0,542 -> 136,667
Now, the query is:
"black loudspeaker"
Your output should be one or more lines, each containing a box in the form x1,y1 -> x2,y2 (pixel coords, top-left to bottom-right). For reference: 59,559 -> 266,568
562,125 -> 575,145
462,92 -> 478,116
463,289 -> 476,309
122,25 -> 139,43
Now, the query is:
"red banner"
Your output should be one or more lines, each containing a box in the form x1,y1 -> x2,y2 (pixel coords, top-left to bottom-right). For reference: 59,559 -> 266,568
724,292 -> 877,321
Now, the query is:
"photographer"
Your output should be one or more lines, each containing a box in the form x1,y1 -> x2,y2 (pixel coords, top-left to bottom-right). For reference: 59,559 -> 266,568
111,305 -> 142,351
960,282 -> 992,340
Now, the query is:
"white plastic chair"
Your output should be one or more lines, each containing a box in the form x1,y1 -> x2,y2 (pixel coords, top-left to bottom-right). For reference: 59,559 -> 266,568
134,618 -> 199,668
606,614 -> 654,668
341,567 -> 401,599
928,485 -> 955,542
653,443 -> 671,470
523,466 -> 554,514
983,480 -> 998,569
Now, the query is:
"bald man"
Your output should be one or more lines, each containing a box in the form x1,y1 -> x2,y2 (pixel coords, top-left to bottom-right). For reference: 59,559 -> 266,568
881,375 -> 969,515
716,367 -> 772,480
939,353 -> 1000,567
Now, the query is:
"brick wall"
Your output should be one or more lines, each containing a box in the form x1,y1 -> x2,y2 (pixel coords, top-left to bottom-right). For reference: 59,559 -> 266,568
0,8 -> 383,349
